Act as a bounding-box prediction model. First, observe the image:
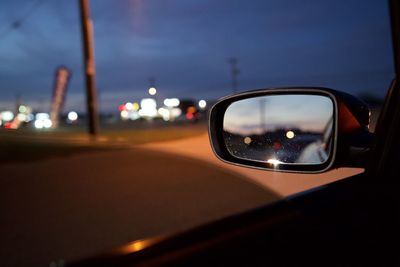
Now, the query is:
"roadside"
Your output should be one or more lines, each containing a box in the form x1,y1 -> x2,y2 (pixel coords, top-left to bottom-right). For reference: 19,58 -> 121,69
140,133 -> 364,196
0,122 -> 364,196
0,123 -> 207,164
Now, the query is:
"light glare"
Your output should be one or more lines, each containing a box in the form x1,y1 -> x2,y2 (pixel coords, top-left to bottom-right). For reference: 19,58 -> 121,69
1,111 -> 14,122
19,105 -> 27,113
286,131 -> 295,139
17,113 -> 27,121
120,110 -> 129,119
164,98 -> 180,107
68,111 -> 78,121
43,120 -> 52,128
148,87 -> 157,95
36,113 -> 50,120
132,102 -> 140,111
198,100 -> 207,109
125,102 -> 133,110
34,120 -> 44,129
266,158 -> 283,166
244,136 -> 252,145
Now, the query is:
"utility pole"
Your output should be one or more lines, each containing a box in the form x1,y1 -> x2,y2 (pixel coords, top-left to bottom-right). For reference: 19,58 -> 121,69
15,93 -> 21,114
79,0 -> 99,136
148,77 -> 158,103
148,77 -> 156,88
259,97 -> 267,133
228,57 -> 240,94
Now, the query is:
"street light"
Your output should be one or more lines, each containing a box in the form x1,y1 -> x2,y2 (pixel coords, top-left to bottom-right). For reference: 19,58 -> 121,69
198,100 -> 207,109
148,87 -> 157,96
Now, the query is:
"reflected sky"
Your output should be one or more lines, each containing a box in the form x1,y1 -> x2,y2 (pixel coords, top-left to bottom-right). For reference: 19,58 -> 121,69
224,94 -> 333,135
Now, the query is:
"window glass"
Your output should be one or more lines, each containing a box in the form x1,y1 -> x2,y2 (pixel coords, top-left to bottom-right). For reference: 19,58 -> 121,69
0,1 -> 393,266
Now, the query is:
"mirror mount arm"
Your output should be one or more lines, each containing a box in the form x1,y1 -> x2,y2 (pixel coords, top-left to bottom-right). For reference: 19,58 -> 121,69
333,91 -> 373,169
337,130 -> 374,168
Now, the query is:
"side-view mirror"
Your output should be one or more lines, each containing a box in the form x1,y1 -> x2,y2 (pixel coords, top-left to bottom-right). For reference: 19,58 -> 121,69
208,88 -> 373,173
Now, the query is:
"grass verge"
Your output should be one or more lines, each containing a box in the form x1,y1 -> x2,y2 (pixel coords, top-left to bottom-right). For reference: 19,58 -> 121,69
0,123 -> 207,164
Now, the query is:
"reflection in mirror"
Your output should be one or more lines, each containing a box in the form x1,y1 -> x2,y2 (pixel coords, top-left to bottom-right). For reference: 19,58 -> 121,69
223,94 -> 334,165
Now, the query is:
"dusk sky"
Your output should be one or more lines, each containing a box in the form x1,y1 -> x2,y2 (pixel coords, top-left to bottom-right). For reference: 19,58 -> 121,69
0,0 -> 394,112
223,95 -> 333,135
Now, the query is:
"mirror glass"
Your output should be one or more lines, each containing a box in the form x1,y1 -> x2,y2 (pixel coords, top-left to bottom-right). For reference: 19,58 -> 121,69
223,94 -> 334,165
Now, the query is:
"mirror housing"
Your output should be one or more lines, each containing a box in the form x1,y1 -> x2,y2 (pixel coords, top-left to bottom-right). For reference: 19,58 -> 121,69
208,87 -> 373,173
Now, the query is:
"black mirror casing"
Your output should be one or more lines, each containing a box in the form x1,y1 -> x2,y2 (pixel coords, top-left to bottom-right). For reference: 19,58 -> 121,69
208,87 -> 372,173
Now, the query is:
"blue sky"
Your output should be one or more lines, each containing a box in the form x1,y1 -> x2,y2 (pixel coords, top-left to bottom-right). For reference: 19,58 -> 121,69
0,0 -> 394,112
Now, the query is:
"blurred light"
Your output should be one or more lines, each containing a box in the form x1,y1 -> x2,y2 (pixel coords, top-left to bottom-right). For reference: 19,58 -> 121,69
129,112 -> 140,120
121,240 -> 155,254
138,108 -> 157,117
27,114 -> 34,122
139,98 -> 158,118
286,130 -> 295,139
36,113 -> 50,120
187,106 -> 196,114
273,142 -> 282,150
18,105 -> 27,113
171,108 -> 182,117
1,111 -> 14,122
132,102 -> 140,111
164,98 -> 180,107
34,120 -> 44,129
129,241 -> 144,251
158,107 -> 170,121
120,110 -> 129,120
267,158 -> 283,166
43,120 -> 52,128
158,107 -> 169,115
68,111 -> 78,121
244,136 -> 252,145
34,113 -> 52,129
141,98 -> 157,109
119,104 -> 126,112
17,113 -> 27,122
186,112 -> 194,120
148,87 -> 157,95
125,102 -> 133,110
4,122 -> 13,129
198,100 -> 207,109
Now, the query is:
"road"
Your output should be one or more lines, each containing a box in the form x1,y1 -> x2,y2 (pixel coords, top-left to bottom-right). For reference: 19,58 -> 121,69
140,133 -> 363,196
0,132 -> 362,267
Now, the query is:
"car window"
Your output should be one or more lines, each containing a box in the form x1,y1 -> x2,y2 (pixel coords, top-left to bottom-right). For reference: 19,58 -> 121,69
0,1 -> 393,266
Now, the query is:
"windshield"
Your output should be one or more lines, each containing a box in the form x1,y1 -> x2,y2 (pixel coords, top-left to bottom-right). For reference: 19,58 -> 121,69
0,1 -> 393,266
